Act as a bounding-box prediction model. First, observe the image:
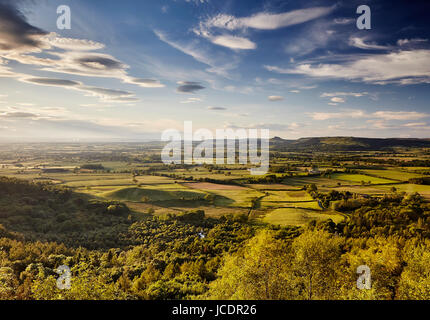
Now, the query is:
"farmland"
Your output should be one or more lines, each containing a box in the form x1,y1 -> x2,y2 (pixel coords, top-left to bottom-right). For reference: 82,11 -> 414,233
0,140 -> 429,229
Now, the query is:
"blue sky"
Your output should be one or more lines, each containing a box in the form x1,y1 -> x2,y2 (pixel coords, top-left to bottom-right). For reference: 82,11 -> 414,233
0,0 -> 429,141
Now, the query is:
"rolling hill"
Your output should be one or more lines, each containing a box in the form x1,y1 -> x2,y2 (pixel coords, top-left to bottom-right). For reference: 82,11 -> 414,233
270,136 -> 430,151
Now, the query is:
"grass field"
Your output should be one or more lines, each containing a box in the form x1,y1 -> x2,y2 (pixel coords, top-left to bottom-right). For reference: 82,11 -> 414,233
262,208 -> 344,226
102,184 -> 208,203
260,200 -> 322,209
330,173 -> 396,184
360,169 -> 425,181
374,184 -> 430,199
260,190 -> 314,202
208,189 -> 265,207
282,176 -> 344,187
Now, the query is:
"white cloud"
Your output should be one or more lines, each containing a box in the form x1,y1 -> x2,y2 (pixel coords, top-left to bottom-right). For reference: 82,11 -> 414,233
200,6 -> 334,31
308,110 -> 366,120
403,122 -> 427,127
180,97 -> 203,104
308,109 -> 428,121
321,92 -> 368,104
373,111 -> 428,121
194,6 -> 334,51
349,37 -> 390,50
366,119 -> 392,129
330,97 -> 345,103
124,78 -> 165,88
268,95 -> 284,101
334,18 -> 354,25
223,85 -> 254,94
211,35 -> 256,50
284,21 -> 334,56
321,92 -> 368,97
17,103 -> 35,106
45,35 -> 105,51
266,50 -> 430,84
397,38 -> 427,46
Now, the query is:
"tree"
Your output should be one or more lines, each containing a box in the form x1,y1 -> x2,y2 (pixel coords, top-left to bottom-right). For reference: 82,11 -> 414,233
205,230 -> 296,299
291,229 -> 343,299
338,236 -> 402,300
31,269 -> 127,300
0,267 -> 19,299
397,241 -> 430,299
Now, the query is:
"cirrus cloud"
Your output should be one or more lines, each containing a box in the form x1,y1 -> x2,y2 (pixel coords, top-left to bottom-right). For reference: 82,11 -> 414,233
199,6 -> 334,31
265,50 -> 430,84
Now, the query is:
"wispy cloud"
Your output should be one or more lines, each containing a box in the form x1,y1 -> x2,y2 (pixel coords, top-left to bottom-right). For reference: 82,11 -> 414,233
308,109 -> 428,121
349,37 -> 390,50
199,6 -> 334,31
266,50 -> 430,84
321,92 -> 368,98
397,38 -> 428,46
210,35 -> 256,50
308,109 -> 366,120
373,111 -> 428,121
194,6 -> 334,51
333,18 -> 354,25
154,29 -> 239,76
180,97 -> 203,104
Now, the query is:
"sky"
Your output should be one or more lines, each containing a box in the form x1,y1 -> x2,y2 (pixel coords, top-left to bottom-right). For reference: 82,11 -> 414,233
0,0 -> 429,142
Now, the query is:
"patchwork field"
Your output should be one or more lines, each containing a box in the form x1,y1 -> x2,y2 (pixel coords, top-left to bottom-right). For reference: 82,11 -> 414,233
0,146 -> 429,227
262,208 -> 345,226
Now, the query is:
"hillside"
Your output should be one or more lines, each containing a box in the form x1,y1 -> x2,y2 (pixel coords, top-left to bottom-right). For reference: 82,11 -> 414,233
270,137 -> 430,151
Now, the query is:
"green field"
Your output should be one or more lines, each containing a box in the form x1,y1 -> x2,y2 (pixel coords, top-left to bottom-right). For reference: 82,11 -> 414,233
263,208 -> 344,226
330,173 -> 396,184
208,189 -> 265,207
101,184 -> 207,203
361,169 -> 425,181
374,183 -> 430,199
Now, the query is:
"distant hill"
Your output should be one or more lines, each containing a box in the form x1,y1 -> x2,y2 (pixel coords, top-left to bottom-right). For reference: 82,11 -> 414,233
270,136 -> 430,151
